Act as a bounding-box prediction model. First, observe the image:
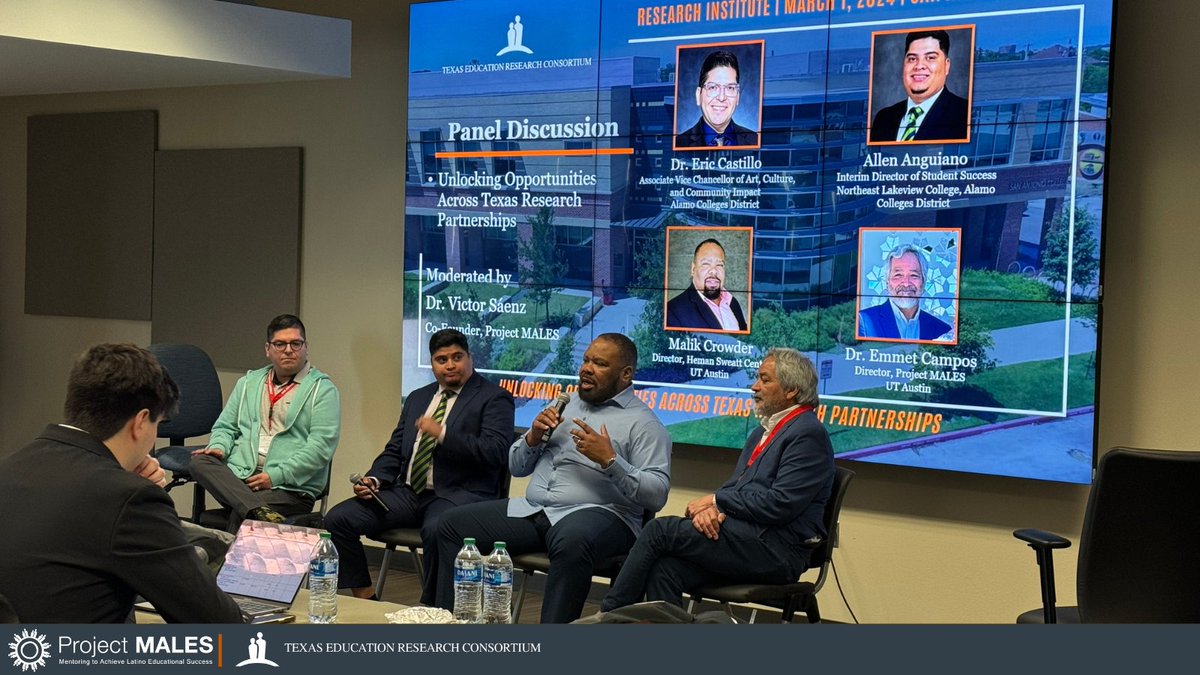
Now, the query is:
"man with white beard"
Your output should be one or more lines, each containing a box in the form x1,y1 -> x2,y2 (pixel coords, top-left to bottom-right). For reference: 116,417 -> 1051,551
858,244 -> 953,341
599,348 -> 834,611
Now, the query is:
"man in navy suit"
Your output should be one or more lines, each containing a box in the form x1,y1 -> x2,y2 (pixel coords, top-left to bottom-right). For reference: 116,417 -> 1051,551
675,50 -> 759,149
666,238 -> 748,332
601,348 -> 834,611
858,244 -> 954,342
324,328 -> 514,603
869,29 -> 969,143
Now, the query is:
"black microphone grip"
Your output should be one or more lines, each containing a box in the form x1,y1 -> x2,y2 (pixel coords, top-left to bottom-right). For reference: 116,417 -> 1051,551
539,393 -> 572,445
349,472 -> 391,512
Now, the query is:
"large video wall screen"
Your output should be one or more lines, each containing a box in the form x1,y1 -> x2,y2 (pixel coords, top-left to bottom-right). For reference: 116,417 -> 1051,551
404,0 -> 1113,484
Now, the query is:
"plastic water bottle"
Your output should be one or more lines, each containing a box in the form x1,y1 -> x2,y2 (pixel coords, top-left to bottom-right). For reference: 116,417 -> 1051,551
482,541 -> 513,624
453,537 -> 483,623
308,532 -> 338,624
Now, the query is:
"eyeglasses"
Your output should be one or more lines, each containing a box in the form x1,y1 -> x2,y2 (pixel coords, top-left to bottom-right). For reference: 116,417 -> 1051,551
701,82 -> 740,98
268,340 -> 306,352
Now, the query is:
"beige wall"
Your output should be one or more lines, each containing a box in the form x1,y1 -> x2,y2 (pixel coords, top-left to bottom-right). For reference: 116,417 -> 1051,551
1,0 -> 1197,623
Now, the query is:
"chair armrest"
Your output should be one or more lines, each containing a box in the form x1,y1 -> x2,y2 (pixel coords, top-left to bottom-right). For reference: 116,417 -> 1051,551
1013,529 -> 1072,624
1013,528 -> 1072,551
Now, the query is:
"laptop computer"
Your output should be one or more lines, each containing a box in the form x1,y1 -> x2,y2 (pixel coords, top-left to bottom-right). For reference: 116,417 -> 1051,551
214,520 -> 324,617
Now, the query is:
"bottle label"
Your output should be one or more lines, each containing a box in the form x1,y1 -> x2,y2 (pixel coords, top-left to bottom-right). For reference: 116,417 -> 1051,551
310,560 -> 339,577
484,567 -> 512,586
454,566 -> 481,584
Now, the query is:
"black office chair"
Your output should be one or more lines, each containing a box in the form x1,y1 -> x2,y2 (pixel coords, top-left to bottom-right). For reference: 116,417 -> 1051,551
1013,447 -> 1200,623
510,508 -> 656,624
687,465 -> 855,624
147,343 -> 223,523
285,462 -> 334,529
370,470 -> 512,598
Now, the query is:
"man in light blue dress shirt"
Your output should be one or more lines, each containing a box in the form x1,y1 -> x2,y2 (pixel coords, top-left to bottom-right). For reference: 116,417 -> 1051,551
433,333 -> 672,623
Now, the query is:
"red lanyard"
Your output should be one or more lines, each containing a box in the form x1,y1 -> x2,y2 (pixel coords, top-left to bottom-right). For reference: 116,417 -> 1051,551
266,377 -> 297,432
747,405 -> 814,467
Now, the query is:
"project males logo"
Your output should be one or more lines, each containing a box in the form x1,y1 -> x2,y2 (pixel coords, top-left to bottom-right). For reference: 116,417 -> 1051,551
8,630 -> 51,673
496,14 -> 534,56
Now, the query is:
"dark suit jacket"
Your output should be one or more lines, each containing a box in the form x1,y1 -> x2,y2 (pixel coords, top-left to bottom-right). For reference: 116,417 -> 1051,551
675,118 -> 758,148
666,284 -> 747,332
715,409 -> 835,562
368,371 -> 514,505
858,301 -> 953,341
0,425 -> 243,623
869,88 -> 969,142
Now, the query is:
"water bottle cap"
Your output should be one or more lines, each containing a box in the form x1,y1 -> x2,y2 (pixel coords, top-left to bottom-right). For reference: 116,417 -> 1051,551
320,532 -> 331,539
495,541 -> 506,550
464,537 -> 476,545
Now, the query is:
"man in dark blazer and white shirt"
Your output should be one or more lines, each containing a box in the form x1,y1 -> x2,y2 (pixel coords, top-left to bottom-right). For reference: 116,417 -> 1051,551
869,29 -> 969,143
324,328 -> 515,604
601,347 -> 834,611
0,344 -> 243,623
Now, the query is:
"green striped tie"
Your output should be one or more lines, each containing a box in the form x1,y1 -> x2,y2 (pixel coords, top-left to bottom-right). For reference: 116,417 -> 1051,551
411,390 -> 452,493
901,106 -> 923,141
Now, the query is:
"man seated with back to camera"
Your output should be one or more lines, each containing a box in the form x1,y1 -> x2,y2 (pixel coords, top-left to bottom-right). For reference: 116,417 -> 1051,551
0,344 -> 243,623
323,328 -> 515,604
189,314 -> 340,530
601,348 -> 834,612
433,333 -> 672,623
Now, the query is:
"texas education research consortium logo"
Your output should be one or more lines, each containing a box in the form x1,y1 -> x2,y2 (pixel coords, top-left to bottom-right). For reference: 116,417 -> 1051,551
235,631 -> 278,668
496,14 -> 533,56
8,629 -> 51,673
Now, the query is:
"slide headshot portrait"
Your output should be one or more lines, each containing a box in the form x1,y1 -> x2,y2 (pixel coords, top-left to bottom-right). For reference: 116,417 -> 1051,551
868,26 -> 974,145
673,41 -> 763,151
664,226 -> 753,334
856,228 -> 961,344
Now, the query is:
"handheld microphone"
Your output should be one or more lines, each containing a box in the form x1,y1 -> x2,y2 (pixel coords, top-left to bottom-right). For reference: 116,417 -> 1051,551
349,472 -> 390,512
540,393 -> 572,445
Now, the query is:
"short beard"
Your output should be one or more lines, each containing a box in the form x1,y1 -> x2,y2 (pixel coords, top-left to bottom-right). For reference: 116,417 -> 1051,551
701,286 -> 723,300
578,383 -> 611,404
754,399 -> 777,420
891,296 -> 919,310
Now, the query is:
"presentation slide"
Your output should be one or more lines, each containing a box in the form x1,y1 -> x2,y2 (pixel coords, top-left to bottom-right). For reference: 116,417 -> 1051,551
402,0 -> 1112,484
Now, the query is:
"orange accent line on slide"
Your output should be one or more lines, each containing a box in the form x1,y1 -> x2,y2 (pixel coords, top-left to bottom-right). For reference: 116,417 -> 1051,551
435,148 -> 633,158
218,634 -> 223,668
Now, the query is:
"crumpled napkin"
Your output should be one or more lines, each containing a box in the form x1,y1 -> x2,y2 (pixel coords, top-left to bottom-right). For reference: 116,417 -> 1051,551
384,606 -> 459,624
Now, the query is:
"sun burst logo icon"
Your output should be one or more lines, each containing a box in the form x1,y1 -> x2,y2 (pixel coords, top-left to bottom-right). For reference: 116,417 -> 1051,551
8,629 -> 51,672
